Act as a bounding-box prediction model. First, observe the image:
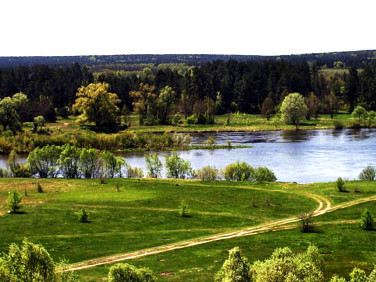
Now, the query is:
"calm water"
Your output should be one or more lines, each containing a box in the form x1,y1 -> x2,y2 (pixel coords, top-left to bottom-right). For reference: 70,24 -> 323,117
1,129 -> 375,183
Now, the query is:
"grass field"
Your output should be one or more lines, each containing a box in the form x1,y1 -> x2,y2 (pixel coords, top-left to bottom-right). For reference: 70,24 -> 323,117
1,178 -> 375,281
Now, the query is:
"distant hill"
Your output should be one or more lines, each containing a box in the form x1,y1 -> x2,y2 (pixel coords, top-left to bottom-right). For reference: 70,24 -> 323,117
0,50 -> 375,69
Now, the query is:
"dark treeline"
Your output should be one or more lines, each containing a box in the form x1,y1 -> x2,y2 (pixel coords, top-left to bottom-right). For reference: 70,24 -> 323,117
1,50 -> 376,69
1,60 -> 376,124
0,63 -> 93,121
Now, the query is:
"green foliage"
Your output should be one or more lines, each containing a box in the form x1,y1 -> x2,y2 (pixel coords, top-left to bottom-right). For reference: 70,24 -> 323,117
157,85 -> 176,124
280,93 -> 308,128
33,116 -> 45,133
215,247 -> 250,282
179,200 -> 189,217
196,165 -> 220,181
7,149 -> 32,177
78,208 -> 89,223
359,166 -> 376,181
360,208 -> 374,230
58,144 -> 81,178
299,212 -> 315,233
349,267 -> 368,282
0,239 -> 55,281
125,165 -> 144,178
78,148 -> 101,179
73,82 -> 121,129
261,96 -> 275,120
27,145 -> 62,178
329,275 -> 347,282
100,151 -> 125,178
224,161 -> 255,181
145,154 -> 163,178
164,152 -> 192,179
206,135 -> 215,147
255,167 -> 277,182
8,190 -> 22,213
337,177 -> 346,192
352,106 -> 368,125
249,245 -> 324,281
108,263 -> 155,282
0,93 -> 28,132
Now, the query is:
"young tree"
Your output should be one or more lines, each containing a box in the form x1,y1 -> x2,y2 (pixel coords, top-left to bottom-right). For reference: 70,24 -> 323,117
360,208 -> 374,230
145,154 -> 163,178
261,96 -> 275,120
129,83 -> 157,125
78,208 -> 89,222
336,177 -> 346,192
299,212 -> 315,232
349,268 -> 368,282
57,144 -> 81,178
73,82 -> 121,129
196,165 -> 220,181
352,105 -> 368,125
280,93 -> 308,129
33,116 -> 45,133
224,161 -> 255,181
78,148 -> 101,179
359,166 -> 376,181
215,247 -> 250,282
8,190 -> 22,213
157,85 -> 176,124
164,152 -> 192,179
27,145 -> 62,178
255,167 -> 277,182
108,263 -> 155,282
323,92 -> 339,119
305,92 -> 320,120
100,151 -> 125,178
0,97 -> 22,132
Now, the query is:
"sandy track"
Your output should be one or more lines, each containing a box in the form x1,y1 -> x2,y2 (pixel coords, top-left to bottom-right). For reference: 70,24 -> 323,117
67,193 -> 375,272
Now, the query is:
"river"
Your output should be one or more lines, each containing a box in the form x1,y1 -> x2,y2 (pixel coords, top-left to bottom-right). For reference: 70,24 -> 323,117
0,129 -> 375,184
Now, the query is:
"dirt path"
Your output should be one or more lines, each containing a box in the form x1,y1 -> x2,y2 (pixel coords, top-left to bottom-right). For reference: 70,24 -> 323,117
67,194 -> 376,272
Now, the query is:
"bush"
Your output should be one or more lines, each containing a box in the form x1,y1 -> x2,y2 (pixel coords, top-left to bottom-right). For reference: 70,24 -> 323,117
27,145 -> 62,178
145,154 -> 163,178
299,212 -> 315,233
336,177 -> 346,192
108,263 -> 155,282
8,190 -> 22,213
224,161 -> 255,181
215,247 -> 250,282
78,208 -> 89,223
196,165 -> 220,181
255,167 -> 277,182
333,120 -> 344,129
36,183 -> 43,193
164,152 -> 193,179
126,165 -> 144,178
361,208 -> 374,230
359,166 -> 376,181
179,200 -> 189,217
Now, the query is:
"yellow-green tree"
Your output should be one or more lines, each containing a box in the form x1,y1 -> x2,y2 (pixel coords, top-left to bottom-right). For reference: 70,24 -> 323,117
73,83 -> 121,129
129,83 -> 157,125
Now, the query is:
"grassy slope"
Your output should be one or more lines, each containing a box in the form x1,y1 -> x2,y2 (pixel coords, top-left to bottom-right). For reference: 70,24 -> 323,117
1,178 -> 375,281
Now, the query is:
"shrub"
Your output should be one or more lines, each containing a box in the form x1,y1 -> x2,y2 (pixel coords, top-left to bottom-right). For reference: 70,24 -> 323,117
36,183 -> 43,193
0,239 -> 55,281
78,208 -> 89,223
78,148 -> 101,178
359,166 -> 376,181
349,267 -> 368,282
100,150 -> 125,178
361,208 -> 374,230
58,144 -> 81,178
27,145 -> 62,178
206,135 -> 215,147
299,212 -> 315,233
215,247 -> 250,282
224,161 -> 255,181
164,152 -> 192,179
336,177 -> 346,192
126,165 -> 144,178
333,120 -> 344,129
108,263 -> 155,282
8,190 -> 22,213
255,167 -> 277,182
179,200 -> 189,217
196,165 -> 220,181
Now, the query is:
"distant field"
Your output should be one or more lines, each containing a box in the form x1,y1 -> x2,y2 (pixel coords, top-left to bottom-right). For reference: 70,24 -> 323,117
1,178 -> 376,280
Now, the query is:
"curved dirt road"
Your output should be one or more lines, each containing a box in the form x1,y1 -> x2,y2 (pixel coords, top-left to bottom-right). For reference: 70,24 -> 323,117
68,193 -> 376,272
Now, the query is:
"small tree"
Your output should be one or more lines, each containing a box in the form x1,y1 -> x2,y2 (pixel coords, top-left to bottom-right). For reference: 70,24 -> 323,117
179,200 -> 189,217
108,263 -> 156,282
206,135 -> 216,147
58,144 -> 81,178
305,92 -> 320,120
255,167 -> 277,182
125,165 -> 144,179
349,268 -> 368,282
196,165 -> 220,181
33,115 -> 45,133
336,177 -> 346,192
215,247 -> 250,282
359,166 -> 376,181
280,93 -> 308,129
100,151 -> 125,178
8,190 -> 22,213
224,161 -> 255,181
78,148 -> 101,179
36,183 -> 43,193
145,154 -> 163,178
360,208 -> 373,230
27,145 -> 62,178
78,208 -> 89,223
352,105 -> 368,125
261,96 -> 275,120
299,212 -> 315,233
164,152 -> 192,179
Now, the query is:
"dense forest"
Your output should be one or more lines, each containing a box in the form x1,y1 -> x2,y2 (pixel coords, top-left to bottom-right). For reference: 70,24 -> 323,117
1,57 -> 376,126
1,49 -> 376,70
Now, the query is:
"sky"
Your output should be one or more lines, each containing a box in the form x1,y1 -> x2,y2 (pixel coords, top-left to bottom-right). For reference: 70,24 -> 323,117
1,0 -> 375,56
